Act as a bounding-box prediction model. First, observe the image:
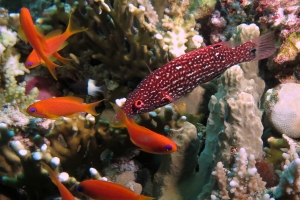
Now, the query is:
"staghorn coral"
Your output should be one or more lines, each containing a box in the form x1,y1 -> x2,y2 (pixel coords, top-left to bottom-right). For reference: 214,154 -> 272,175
211,148 -> 273,200
273,134 -> 300,199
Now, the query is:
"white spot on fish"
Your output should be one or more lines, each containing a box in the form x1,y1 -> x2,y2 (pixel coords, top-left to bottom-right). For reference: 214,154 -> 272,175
175,66 -> 182,70
215,52 -> 220,56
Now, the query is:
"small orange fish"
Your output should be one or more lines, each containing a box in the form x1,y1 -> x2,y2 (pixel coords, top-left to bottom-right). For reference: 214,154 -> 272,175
41,162 -> 74,200
110,102 -> 177,154
26,96 -> 102,119
25,13 -> 87,69
19,8 -> 61,80
77,180 -> 155,200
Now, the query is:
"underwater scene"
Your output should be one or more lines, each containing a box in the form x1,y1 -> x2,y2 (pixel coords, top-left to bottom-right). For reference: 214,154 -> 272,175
0,0 -> 300,199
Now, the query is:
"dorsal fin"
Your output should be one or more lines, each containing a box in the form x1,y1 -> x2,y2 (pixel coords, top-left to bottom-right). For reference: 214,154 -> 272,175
45,29 -> 63,40
144,62 -> 153,74
60,96 -> 84,103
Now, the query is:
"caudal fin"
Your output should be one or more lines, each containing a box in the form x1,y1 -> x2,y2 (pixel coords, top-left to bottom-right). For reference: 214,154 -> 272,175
63,13 -> 88,39
251,31 -> 277,61
85,99 -> 105,116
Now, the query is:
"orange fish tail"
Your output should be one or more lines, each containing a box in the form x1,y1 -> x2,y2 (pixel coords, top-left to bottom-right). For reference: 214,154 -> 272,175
109,102 -> 129,128
41,162 -> 59,186
85,100 -> 105,116
138,195 -> 156,200
251,31 -> 276,61
63,13 -> 88,39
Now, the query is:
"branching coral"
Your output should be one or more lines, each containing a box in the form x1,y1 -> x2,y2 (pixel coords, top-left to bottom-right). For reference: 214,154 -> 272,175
211,148 -> 273,200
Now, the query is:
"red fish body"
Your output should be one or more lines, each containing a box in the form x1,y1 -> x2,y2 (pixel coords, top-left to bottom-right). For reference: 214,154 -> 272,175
122,32 -> 276,116
26,96 -> 102,119
77,180 -> 154,200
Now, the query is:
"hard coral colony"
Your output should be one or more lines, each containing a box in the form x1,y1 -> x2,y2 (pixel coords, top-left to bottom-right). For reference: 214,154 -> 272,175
1,0 -> 300,200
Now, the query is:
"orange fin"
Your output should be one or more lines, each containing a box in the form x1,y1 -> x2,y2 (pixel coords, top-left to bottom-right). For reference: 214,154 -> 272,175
45,29 -> 63,40
61,96 -> 84,103
58,41 -> 68,51
85,99 -> 105,116
18,26 -> 28,43
41,162 -> 59,186
109,102 -> 128,128
44,59 -> 62,80
53,52 -> 74,68
63,12 -> 88,38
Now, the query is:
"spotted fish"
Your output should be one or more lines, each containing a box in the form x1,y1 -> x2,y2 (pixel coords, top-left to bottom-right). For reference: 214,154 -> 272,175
122,32 -> 276,116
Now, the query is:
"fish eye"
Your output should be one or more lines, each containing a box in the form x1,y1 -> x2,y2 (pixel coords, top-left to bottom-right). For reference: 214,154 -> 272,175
26,62 -> 33,67
165,144 -> 173,151
29,107 -> 37,113
134,100 -> 144,108
76,186 -> 83,192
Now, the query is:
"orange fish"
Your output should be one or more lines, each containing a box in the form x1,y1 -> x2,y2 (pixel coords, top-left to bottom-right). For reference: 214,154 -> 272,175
77,180 -> 155,200
110,102 -> 177,154
26,96 -> 102,119
25,12 -> 87,70
19,7 -> 61,80
41,162 -> 74,200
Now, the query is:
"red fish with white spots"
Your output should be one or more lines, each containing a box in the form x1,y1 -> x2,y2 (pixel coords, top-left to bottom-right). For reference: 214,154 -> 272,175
122,32 -> 276,116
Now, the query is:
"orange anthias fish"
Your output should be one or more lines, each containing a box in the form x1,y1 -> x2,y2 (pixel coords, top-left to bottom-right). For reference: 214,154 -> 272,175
25,12 -> 87,70
26,96 -> 102,119
19,8 -> 61,80
41,162 -> 74,200
110,102 -> 177,154
77,180 -> 155,200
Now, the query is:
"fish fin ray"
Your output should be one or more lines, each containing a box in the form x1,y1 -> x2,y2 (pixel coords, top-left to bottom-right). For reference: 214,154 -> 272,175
109,102 -> 128,128
44,59 -> 62,80
53,52 -> 74,68
45,29 -> 63,40
40,162 -> 59,186
61,96 -> 84,103
18,26 -> 28,43
85,99 -> 105,116
58,41 -> 68,51
87,79 -> 103,97
222,40 -> 241,48
63,13 -> 88,38
250,31 -> 277,61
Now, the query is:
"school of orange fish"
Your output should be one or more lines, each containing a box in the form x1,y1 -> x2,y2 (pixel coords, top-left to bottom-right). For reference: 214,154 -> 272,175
20,6 -> 276,200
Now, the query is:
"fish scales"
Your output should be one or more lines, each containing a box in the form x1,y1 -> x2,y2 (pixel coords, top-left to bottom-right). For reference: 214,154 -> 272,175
123,32 -> 276,116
